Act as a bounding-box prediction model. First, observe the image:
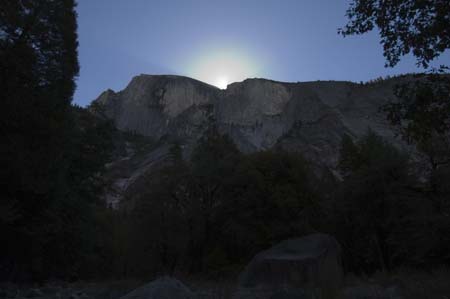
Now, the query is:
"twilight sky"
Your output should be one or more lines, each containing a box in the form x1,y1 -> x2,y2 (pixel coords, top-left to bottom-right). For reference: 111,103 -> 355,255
74,0 -> 450,106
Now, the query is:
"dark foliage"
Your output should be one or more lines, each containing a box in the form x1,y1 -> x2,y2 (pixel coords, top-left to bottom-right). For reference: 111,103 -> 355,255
0,0 -> 114,281
219,150 -> 320,264
340,2 -> 450,273
382,74 -> 450,171
335,130 -> 450,273
336,130 -> 414,272
111,128 -> 321,278
339,0 -> 450,68
106,129 -> 450,279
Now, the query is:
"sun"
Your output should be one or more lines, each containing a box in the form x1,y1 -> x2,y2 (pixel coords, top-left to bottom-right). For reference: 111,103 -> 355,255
183,47 -> 263,90
215,77 -> 229,89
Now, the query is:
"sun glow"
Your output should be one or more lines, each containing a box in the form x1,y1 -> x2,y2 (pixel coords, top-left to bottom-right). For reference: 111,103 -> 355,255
184,48 -> 263,89
215,77 -> 229,89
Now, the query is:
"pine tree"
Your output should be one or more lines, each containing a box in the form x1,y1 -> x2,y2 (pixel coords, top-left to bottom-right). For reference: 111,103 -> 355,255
0,0 -> 80,281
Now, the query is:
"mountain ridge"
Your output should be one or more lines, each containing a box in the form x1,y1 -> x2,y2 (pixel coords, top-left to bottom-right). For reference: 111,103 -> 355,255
93,73 -> 409,158
92,74 -> 412,206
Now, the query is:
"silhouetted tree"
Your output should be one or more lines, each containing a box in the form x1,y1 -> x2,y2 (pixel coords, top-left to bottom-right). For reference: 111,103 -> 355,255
0,0 -> 116,281
382,74 -> 450,172
336,130 -> 413,273
70,106 -> 116,201
338,133 -> 362,178
188,125 -> 242,273
0,0 -> 80,280
341,4 -> 450,266
220,150 -> 320,266
340,0 -> 450,68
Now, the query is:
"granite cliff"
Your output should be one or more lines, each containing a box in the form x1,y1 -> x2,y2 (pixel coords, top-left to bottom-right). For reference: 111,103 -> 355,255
93,74 -> 408,206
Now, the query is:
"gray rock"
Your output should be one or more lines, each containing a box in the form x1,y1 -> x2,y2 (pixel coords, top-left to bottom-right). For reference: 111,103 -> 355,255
233,287 -> 311,299
270,289 -> 308,299
41,286 -> 62,295
25,289 -> 43,298
94,75 -> 405,159
70,292 -> 89,299
93,75 -> 416,205
93,75 -> 217,141
239,234 -> 343,290
120,277 -> 196,299
342,284 -> 402,299
232,287 -> 273,299
385,286 -> 402,299
0,285 -> 17,299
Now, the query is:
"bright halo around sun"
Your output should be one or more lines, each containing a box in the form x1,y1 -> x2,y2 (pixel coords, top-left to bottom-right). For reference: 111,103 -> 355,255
215,77 -> 229,89
184,48 -> 262,89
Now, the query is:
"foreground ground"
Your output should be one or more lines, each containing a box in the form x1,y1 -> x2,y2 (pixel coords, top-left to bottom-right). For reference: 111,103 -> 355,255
1,268 -> 449,299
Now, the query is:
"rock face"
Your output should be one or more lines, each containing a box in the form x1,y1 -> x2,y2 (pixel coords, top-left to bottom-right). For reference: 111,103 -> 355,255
94,75 -> 405,168
238,234 -> 343,290
93,74 -> 411,205
218,78 -> 405,167
95,75 -> 216,142
120,277 -> 196,299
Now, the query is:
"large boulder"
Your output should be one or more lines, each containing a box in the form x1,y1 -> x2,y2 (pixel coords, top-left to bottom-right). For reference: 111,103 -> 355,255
120,277 -> 196,299
239,233 -> 343,290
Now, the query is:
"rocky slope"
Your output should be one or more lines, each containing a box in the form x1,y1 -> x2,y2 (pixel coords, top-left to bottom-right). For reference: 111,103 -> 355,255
93,74 -> 409,206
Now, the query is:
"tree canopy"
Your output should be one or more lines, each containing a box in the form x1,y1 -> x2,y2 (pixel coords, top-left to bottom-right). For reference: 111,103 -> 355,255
0,0 -> 115,281
340,0 -> 450,68
382,74 -> 450,170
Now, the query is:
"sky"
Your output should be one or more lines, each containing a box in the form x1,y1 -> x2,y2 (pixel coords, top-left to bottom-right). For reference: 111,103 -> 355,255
74,0 -> 450,106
